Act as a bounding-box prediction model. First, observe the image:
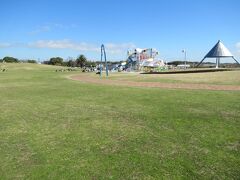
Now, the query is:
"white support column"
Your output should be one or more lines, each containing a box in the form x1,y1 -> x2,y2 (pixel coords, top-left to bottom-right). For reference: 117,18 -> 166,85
216,58 -> 219,68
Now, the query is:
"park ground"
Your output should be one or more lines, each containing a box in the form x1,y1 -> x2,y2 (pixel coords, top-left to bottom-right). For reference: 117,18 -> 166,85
0,63 -> 240,179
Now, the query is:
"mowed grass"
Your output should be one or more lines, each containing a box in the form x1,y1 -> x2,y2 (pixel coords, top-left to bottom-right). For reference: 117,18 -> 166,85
106,70 -> 240,85
0,63 -> 240,179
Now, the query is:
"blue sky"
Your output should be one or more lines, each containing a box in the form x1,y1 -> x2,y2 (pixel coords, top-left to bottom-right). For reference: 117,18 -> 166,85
0,0 -> 240,62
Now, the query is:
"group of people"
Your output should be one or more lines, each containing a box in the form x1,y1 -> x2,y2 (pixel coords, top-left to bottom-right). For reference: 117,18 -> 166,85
82,66 -> 96,72
55,66 -> 97,73
55,68 -> 78,72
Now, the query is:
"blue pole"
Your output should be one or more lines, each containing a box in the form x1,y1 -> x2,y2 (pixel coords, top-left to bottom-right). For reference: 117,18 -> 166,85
101,44 -> 108,77
100,45 -> 103,77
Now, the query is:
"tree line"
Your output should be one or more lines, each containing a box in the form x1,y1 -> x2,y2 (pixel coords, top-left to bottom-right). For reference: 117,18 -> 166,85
43,55 -> 96,68
0,56 -> 37,63
0,54 -> 97,68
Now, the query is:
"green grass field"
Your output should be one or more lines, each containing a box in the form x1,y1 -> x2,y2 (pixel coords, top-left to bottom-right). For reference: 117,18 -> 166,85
106,70 -> 240,85
0,63 -> 240,179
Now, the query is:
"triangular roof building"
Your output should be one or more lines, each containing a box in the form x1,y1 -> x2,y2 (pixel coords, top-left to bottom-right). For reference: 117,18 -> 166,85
197,40 -> 239,68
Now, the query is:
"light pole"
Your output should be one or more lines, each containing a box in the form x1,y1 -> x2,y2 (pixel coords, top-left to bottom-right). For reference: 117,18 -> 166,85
182,49 -> 187,69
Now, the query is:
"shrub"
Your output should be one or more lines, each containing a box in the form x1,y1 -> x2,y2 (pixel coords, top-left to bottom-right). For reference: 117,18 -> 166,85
3,56 -> 19,63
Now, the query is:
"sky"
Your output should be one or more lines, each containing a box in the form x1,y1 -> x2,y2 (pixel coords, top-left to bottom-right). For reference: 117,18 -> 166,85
0,0 -> 240,62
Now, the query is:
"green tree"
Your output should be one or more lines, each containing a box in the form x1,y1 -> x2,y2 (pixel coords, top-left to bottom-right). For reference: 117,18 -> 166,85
67,60 -> 76,67
49,57 -> 63,66
3,56 -> 19,63
76,55 -> 87,68
27,60 -> 37,63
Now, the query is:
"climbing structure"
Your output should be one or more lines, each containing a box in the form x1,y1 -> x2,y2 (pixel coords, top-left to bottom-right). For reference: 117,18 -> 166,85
125,48 -> 160,71
100,44 -> 108,76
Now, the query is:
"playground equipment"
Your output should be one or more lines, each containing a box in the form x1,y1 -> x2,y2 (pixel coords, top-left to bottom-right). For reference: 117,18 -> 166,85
99,44 -> 109,76
197,40 -> 240,68
125,48 -> 165,71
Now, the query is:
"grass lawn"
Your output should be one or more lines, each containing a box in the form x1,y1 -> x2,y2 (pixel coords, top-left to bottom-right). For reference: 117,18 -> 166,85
106,70 -> 240,85
0,63 -> 240,179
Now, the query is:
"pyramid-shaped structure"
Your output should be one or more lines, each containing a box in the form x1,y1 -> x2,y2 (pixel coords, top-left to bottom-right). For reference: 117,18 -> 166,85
197,40 -> 239,67
204,40 -> 233,58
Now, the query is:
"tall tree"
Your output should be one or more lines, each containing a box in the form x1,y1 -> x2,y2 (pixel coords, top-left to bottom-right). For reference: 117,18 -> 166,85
76,55 -> 87,68
67,60 -> 76,67
27,60 -> 37,63
49,57 -> 63,65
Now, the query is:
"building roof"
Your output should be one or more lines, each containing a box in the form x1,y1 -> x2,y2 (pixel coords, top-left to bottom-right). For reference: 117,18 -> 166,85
204,40 -> 233,58
197,40 -> 240,67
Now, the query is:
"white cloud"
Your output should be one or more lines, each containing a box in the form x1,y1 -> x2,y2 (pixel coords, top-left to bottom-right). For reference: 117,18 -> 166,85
105,43 -> 136,54
0,43 -> 12,48
0,39 -> 136,55
28,40 -> 99,52
28,40 -> 136,54
0,42 -> 25,48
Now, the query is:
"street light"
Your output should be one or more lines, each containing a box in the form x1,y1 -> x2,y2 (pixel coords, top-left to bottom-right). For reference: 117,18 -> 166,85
182,49 -> 187,69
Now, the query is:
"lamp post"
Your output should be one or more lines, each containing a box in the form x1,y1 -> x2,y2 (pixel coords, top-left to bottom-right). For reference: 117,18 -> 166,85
182,49 -> 187,69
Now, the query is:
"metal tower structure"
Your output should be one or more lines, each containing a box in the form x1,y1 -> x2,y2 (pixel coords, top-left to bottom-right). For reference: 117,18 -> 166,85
197,40 -> 239,68
100,44 -> 108,77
